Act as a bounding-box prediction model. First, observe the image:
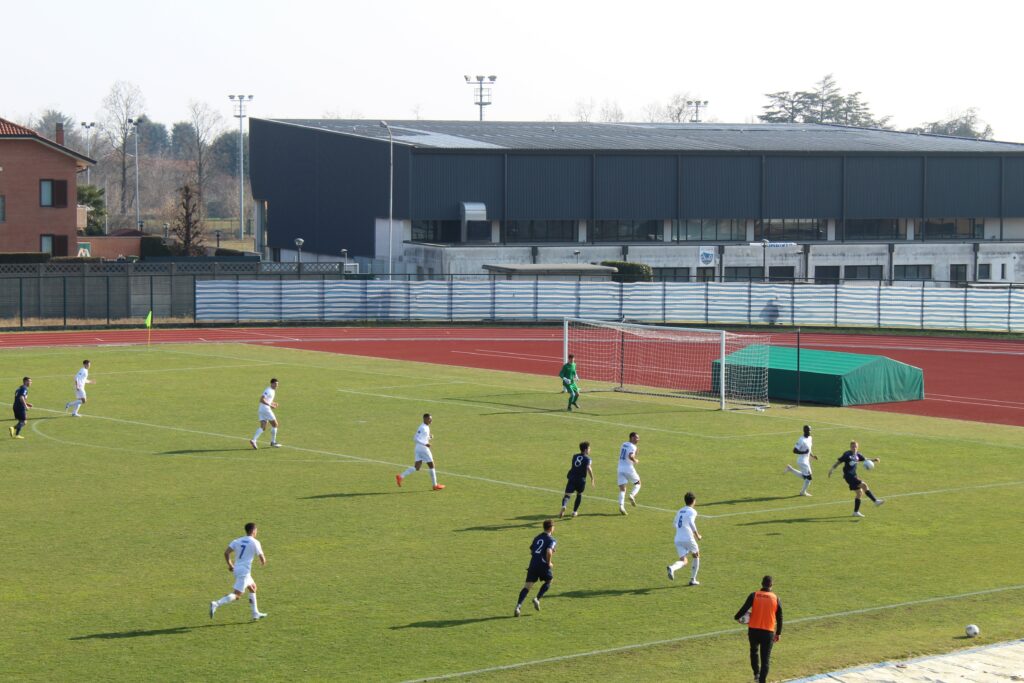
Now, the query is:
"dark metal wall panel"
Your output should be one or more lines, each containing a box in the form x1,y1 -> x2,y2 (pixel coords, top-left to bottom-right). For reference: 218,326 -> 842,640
845,157 -> 923,218
765,156 -> 843,218
680,156 -> 761,218
926,157 -> 1000,217
410,153 -> 504,220
507,155 -> 592,220
594,155 -> 676,219
1004,157 -> 1024,216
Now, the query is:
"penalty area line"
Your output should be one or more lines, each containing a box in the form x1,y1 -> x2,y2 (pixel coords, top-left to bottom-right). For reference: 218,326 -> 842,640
401,583 -> 1024,683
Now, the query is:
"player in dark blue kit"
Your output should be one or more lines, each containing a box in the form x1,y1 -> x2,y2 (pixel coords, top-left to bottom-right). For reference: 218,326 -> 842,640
10,377 -> 32,439
514,519 -> 556,616
828,440 -> 884,517
559,441 -> 596,518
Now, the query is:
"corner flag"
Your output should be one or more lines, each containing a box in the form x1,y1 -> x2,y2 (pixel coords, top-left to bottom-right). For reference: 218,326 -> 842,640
145,311 -> 153,328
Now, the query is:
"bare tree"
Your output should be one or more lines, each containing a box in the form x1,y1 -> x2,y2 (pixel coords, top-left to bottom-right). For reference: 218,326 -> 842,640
599,100 -> 625,123
172,184 -> 205,255
573,98 -> 596,122
187,100 -> 224,220
99,81 -> 145,215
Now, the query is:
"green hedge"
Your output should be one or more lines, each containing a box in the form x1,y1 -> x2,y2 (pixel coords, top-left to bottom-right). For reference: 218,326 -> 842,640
600,260 -> 653,283
140,235 -> 173,258
214,248 -> 245,257
0,253 -> 50,263
51,256 -> 102,263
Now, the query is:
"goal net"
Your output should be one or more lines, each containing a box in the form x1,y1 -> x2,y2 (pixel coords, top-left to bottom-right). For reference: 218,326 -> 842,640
564,318 -> 772,409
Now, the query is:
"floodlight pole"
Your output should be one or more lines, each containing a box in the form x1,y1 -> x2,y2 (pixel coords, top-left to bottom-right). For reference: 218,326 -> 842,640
127,118 -> 141,229
379,121 -> 394,280
687,100 -> 709,123
229,94 -> 254,240
464,74 -> 497,121
80,122 -> 96,184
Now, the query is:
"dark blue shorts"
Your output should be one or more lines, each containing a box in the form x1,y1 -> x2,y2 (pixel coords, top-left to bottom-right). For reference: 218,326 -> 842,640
13,409 -> 26,422
565,478 -> 587,495
525,565 -> 553,583
845,476 -> 863,491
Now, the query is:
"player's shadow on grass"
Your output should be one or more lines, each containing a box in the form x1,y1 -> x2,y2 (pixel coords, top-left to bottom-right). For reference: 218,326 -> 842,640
157,448 -> 246,456
737,517 -> 849,526
391,615 -> 512,629
300,492 -> 392,500
70,623 -> 238,640
555,586 -> 676,599
702,495 -> 796,507
455,514 -> 549,533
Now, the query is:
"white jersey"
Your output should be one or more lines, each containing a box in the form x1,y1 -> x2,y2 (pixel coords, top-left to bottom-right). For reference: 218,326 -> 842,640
618,441 -> 637,471
75,367 -> 89,391
229,535 -> 263,576
794,435 -> 813,466
414,423 -> 431,447
674,506 -> 699,542
260,386 -> 276,406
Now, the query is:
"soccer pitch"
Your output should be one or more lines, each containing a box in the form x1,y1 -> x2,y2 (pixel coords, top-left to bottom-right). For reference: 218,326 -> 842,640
2,341 -> 1022,682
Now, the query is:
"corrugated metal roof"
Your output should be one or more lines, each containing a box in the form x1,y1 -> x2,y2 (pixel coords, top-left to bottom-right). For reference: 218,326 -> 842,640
263,119 -> 1024,154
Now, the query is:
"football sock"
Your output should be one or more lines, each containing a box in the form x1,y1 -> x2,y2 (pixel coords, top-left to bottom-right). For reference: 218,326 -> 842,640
216,594 -> 238,607
15,421 -> 24,435
429,468 -> 438,486
537,581 -> 551,599
690,557 -> 700,581
70,400 -> 82,415
854,498 -> 862,512
561,494 -> 571,508
573,493 -> 583,512
253,427 -> 264,441
630,483 -> 641,498
618,491 -> 626,506
670,560 -> 686,571
401,467 -> 416,478
249,594 -> 259,616
517,588 -> 529,606
270,428 -> 278,442
865,490 -> 878,502
800,479 -> 811,494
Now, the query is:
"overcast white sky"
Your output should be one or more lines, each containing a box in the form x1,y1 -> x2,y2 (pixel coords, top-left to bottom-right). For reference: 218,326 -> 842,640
7,0 -> 1023,141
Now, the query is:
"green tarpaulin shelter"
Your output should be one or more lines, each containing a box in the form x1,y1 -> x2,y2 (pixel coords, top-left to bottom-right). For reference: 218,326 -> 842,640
715,345 -> 924,406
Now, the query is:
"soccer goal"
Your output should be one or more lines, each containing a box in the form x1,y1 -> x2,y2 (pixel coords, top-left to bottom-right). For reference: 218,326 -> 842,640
563,318 -> 772,410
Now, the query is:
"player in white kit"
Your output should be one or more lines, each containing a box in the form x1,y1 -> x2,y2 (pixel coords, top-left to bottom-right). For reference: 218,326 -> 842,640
209,522 -> 267,621
783,425 -> 817,496
616,432 -> 641,515
65,360 -> 93,417
395,413 -> 445,490
667,491 -> 702,586
249,379 -> 281,449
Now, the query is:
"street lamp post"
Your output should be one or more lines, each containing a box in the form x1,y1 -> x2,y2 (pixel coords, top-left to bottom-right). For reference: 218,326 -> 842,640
573,249 -> 581,264
761,239 -> 770,283
229,95 -> 254,241
687,100 -> 709,123
80,122 -> 96,184
294,237 -> 304,276
215,230 -> 222,249
379,121 -> 394,280
464,75 -> 497,121
127,118 -> 141,229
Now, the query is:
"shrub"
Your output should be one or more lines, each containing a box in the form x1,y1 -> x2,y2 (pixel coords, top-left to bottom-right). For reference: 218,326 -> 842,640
0,253 -> 51,263
140,236 -> 173,258
600,260 -> 653,283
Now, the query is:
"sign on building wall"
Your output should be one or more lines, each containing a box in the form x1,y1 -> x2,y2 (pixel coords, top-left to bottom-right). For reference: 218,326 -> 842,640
698,247 -> 717,266
77,242 -> 91,257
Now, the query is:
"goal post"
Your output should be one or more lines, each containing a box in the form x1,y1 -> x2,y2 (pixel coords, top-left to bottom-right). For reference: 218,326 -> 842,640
563,317 -> 771,409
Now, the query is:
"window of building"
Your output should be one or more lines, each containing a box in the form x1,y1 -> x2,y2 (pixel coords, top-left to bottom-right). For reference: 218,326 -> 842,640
844,219 -> 906,241
894,264 -> 932,280
815,266 -> 840,284
592,220 -> 663,242
466,221 -> 490,242
671,219 -> 746,242
1001,264 -> 1007,280
754,219 -> 826,242
978,263 -> 991,280
40,180 -> 68,208
503,220 -> 576,242
844,265 -> 883,281
768,266 -> 795,282
411,220 -> 460,243
950,263 -> 968,287
40,235 -> 54,254
723,266 -> 764,281
0,195 -> 5,222
696,267 -> 716,282
920,218 -> 982,240
653,267 -> 690,282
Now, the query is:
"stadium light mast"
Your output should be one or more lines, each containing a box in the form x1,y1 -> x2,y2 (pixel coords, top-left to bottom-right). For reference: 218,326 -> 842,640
229,94 -> 254,240
80,122 -> 96,184
464,75 -> 497,121
379,121 -> 394,280
127,118 -> 141,229
687,100 -> 709,123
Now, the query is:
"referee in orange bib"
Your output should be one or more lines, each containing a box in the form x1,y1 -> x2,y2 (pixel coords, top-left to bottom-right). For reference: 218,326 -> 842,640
734,575 -> 783,683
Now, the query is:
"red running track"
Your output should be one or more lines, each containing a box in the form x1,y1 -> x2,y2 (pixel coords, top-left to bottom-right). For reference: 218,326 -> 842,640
1,327 -> 1022,427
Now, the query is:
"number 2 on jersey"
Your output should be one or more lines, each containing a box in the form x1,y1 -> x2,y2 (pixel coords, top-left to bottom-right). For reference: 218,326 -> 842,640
533,539 -> 545,555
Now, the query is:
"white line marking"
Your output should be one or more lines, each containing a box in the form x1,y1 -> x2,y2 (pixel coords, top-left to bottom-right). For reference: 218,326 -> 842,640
924,397 -> 1024,411
401,584 -> 1024,682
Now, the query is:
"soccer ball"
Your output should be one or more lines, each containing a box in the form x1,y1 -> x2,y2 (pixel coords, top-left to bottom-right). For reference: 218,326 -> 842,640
739,610 -> 751,624
965,624 -> 980,638
862,459 -> 875,470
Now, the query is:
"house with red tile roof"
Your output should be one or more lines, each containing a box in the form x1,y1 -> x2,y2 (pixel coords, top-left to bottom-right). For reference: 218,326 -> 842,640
0,118 -> 95,256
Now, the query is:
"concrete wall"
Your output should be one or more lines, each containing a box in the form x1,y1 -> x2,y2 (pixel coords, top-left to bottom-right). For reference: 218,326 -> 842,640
80,236 -> 142,259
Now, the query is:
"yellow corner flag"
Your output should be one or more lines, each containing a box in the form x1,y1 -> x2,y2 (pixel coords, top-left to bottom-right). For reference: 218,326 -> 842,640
145,310 -> 153,329
145,310 -> 153,347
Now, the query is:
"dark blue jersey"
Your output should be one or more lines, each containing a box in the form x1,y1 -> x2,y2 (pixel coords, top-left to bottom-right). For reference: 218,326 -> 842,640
567,452 -> 591,480
837,450 -> 865,479
14,385 -> 28,405
528,532 -> 556,569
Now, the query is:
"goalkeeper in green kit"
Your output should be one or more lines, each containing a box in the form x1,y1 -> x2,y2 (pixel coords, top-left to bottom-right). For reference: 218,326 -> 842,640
559,354 -> 580,411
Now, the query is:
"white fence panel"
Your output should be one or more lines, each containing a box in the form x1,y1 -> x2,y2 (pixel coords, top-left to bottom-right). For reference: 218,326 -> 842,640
537,282 -> 579,320
408,281 -> 452,320
494,282 -> 537,320
450,282 -> 492,320
363,281 -> 409,320
324,281 -> 368,320
791,284 -> 836,326
749,283 -> 793,326
236,280 -> 281,322
706,283 -> 750,324
664,282 -> 708,323
923,288 -> 965,330
578,282 -> 621,320
879,286 -> 924,329
965,288 -> 1010,332
622,282 -> 665,322
281,281 -> 324,321
195,280 -> 238,322
835,285 -> 877,327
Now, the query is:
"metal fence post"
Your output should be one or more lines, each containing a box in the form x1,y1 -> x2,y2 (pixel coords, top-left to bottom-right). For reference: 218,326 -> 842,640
662,280 -> 667,323
747,280 -> 752,325
149,275 -> 154,320
1008,284 -> 1013,333
833,283 -> 838,327
19,277 -> 24,328
192,275 -> 197,324
63,276 -> 67,329
791,281 -> 796,326
704,281 -> 709,325
406,279 -> 412,321
448,279 -> 454,323
920,280 -> 925,330
876,280 -> 881,328
963,285 -> 968,331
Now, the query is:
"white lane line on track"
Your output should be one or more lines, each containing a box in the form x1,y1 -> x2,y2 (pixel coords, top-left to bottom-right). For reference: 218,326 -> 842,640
929,393 -> 1024,407
400,583 -> 1024,683
451,350 -> 561,363
923,397 -> 1024,411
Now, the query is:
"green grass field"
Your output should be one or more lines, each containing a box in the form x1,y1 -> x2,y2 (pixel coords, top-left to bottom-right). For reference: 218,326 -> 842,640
2,341 -> 1022,682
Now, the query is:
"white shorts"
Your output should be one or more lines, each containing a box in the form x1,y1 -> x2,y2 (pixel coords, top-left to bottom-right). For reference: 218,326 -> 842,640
795,461 -> 812,477
617,467 -> 639,486
233,573 -> 255,592
258,406 -> 276,422
75,388 -> 87,400
414,444 -> 433,463
675,538 -> 699,556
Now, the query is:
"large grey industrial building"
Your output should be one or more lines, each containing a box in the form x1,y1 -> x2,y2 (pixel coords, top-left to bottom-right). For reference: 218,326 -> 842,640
249,119 -> 1024,283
